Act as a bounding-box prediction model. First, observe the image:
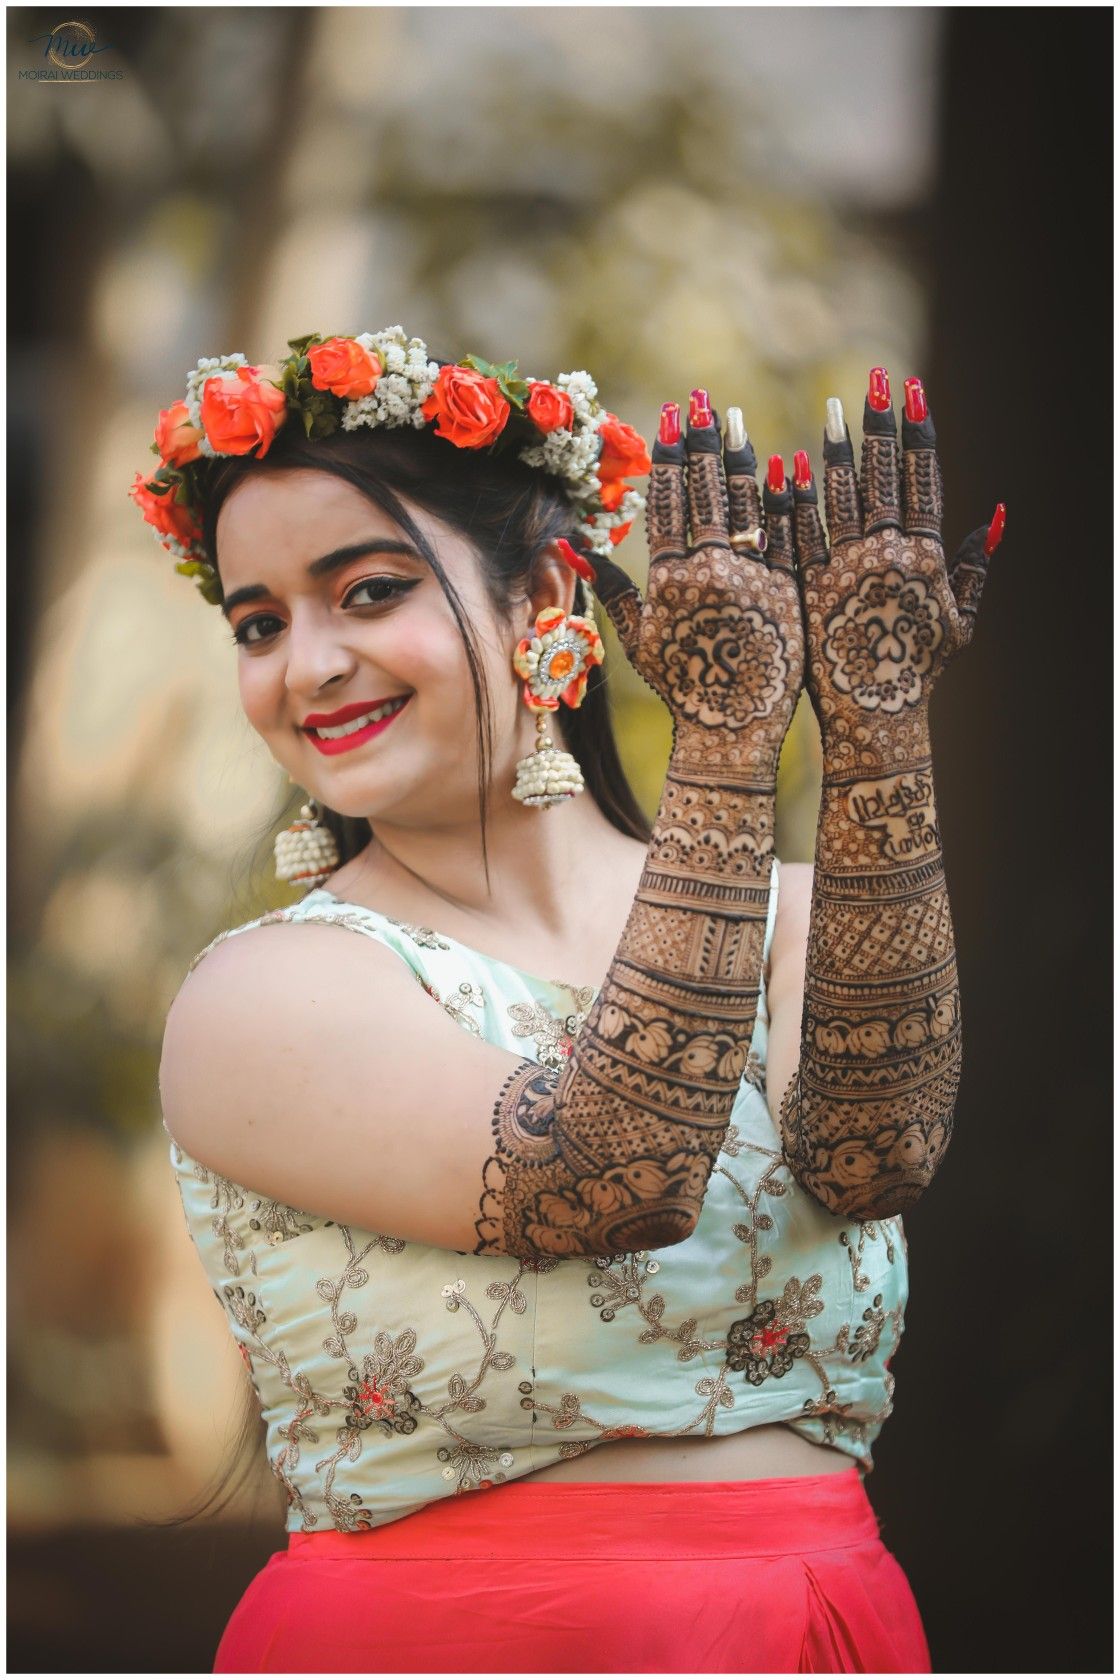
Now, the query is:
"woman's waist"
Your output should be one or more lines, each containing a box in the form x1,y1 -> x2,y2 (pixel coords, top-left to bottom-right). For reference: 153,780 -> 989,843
286,1463 -> 879,1561
518,1423 -> 855,1486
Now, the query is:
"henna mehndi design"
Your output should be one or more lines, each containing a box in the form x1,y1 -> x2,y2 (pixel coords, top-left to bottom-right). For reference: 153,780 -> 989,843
781,387 -> 994,1219
474,407 -> 804,1260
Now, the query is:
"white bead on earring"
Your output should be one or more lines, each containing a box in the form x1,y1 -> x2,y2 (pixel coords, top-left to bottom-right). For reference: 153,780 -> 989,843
274,795 -> 340,888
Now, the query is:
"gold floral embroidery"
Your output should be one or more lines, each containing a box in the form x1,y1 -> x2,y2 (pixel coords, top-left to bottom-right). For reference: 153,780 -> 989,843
507,990 -> 593,1070
419,975 -> 484,1033
387,919 -> 452,951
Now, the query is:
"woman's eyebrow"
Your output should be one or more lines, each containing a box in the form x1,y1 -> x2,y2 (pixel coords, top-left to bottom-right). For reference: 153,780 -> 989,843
220,539 -> 424,619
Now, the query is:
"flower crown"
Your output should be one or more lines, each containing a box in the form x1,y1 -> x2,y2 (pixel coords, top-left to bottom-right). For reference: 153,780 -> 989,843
129,325 -> 651,607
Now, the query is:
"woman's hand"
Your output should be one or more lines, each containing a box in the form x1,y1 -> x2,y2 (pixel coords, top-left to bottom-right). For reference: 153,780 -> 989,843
588,391 -> 805,783
790,369 -> 1004,773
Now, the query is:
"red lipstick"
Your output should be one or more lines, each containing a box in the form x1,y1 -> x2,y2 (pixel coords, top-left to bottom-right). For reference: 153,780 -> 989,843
302,694 -> 411,756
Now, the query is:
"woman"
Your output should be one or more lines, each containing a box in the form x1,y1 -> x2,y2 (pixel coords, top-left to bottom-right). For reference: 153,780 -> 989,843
139,327 -> 1002,1672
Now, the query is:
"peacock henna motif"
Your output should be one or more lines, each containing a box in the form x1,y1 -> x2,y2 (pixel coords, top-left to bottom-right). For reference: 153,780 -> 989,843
779,390 -> 995,1219
474,408 -> 804,1260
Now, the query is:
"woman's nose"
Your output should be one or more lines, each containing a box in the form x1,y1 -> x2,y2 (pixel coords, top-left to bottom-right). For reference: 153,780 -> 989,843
283,613 -> 358,697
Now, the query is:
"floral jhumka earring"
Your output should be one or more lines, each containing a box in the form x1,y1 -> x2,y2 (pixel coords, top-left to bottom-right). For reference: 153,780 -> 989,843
511,594 -> 605,808
274,795 -> 340,888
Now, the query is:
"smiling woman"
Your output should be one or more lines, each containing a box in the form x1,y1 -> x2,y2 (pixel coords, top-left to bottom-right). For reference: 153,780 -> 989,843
133,331 -> 961,1673
199,423 -> 651,878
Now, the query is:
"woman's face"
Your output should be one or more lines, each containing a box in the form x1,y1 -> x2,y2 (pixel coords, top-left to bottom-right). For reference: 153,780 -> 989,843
215,467 -> 525,827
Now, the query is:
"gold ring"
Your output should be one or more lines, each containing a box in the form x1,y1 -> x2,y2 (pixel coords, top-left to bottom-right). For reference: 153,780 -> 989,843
729,528 -> 767,554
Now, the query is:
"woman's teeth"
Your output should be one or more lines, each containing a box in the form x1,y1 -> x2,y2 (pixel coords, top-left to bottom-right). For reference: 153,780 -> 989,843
312,697 -> 407,739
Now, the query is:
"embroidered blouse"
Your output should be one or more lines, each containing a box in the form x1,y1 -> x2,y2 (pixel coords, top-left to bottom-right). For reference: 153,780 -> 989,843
166,858 -> 909,1534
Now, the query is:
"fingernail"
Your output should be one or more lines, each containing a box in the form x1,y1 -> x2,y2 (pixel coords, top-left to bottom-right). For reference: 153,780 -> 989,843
825,397 -> 846,444
767,454 -> 785,494
658,402 -> 681,446
725,406 -> 747,452
983,503 -> 1006,556
868,367 -> 891,412
556,537 -> 598,583
793,450 -> 812,489
688,388 -> 713,428
903,377 -> 927,424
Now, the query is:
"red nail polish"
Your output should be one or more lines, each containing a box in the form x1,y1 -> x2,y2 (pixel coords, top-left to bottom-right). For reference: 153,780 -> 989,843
767,454 -> 785,494
983,503 -> 1006,556
868,367 -> 891,412
688,388 -> 712,428
903,378 -> 927,424
793,450 -> 811,488
658,402 -> 681,446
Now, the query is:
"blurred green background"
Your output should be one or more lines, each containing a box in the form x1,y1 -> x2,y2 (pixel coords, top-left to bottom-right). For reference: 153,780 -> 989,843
10,7 -> 1110,1675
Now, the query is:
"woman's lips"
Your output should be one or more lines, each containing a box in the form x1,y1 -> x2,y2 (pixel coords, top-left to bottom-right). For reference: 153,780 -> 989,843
304,695 -> 411,756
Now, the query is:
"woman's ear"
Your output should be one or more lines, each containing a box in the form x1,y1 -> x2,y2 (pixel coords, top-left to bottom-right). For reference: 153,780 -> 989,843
523,540 -> 578,622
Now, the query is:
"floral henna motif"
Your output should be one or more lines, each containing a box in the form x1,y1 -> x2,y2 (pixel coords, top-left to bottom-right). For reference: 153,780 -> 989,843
474,405 -> 804,1261
781,384 -> 995,1219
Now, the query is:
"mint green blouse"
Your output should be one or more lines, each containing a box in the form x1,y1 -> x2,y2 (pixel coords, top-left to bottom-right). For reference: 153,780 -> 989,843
166,859 -> 909,1534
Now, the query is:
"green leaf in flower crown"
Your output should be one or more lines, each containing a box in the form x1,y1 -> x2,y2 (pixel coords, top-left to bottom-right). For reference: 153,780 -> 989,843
461,353 -> 529,409
287,332 -> 324,356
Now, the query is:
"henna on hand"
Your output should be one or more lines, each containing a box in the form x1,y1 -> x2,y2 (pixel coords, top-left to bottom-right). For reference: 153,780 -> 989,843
780,376 -> 998,1220
474,399 -> 805,1260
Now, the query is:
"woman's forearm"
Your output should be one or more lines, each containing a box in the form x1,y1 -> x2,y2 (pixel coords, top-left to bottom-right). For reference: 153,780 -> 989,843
474,410 -> 803,1262
779,712 -> 960,1220
475,723 -> 778,1261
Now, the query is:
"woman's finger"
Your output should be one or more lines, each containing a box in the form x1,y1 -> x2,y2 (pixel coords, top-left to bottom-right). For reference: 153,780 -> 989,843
791,450 -> 828,570
900,377 -> 944,541
572,545 -> 644,663
947,505 -> 1005,643
684,388 -> 729,550
860,366 -> 903,533
761,455 -> 795,575
822,396 -> 863,547
645,401 -> 688,566
723,406 -> 769,564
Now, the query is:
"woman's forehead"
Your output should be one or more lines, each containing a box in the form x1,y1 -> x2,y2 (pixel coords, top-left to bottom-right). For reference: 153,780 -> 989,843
215,468 -> 471,585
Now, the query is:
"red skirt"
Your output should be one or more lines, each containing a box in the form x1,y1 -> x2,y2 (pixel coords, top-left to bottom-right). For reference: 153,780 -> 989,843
214,1467 -> 931,1673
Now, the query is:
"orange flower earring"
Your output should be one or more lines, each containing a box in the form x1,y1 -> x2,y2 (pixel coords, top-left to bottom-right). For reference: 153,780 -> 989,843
511,605 -> 605,807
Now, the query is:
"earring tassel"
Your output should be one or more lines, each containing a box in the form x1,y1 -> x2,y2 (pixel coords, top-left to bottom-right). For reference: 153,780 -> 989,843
512,713 -> 585,809
274,799 -> 340,888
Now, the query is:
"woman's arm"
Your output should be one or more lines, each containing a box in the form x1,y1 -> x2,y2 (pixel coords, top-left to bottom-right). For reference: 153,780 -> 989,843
476,408 -> 805,1258
776,379 -> 1000,1220
162,403 -> 804,1262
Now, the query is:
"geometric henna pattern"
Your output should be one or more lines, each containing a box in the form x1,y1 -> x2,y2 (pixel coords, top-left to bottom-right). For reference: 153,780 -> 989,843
474,412 -> 806,1261
781,395 -> 993,1219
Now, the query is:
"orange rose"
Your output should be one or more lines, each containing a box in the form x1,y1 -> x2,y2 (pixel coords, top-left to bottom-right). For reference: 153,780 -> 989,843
597,476 -> 627,513
609,520 -> 632,546
526,381 -> 574,434
128,472 -> 203,551
154,400 -> 204,468
421,364 -> 510,449
199,365 -> 289,459
307,336 -> 382,400
596,413 -> 651,481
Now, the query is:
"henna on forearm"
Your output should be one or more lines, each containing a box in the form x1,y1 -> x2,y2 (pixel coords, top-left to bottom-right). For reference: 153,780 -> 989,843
474,407 -> 804,1261
778,383 -> 995,1220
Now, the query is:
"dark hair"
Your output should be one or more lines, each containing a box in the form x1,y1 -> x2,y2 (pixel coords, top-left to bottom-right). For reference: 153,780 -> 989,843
143,418 -> 652,1529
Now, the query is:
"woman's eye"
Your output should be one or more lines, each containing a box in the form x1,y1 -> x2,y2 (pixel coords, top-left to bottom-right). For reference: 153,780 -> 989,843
343,576 -> 417,609
231,614 -> 283,647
